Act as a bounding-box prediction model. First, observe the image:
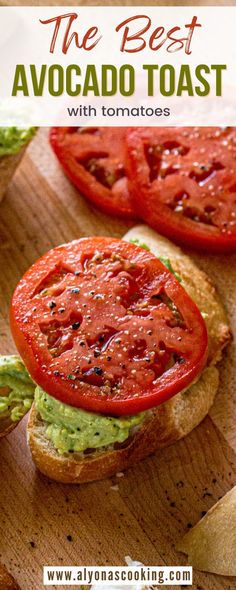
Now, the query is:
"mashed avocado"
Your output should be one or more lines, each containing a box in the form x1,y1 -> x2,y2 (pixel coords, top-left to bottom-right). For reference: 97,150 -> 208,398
0,127 -> 36,157
0,356 -> 35,422
35,387 -> 146,455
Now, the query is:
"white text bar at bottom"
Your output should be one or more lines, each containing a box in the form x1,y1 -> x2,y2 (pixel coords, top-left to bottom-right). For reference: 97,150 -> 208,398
43,565 -> 192,586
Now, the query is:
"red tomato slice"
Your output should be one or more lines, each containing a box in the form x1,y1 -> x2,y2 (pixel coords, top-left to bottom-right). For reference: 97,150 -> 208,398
50,127 -> 136,218
126,127 -> 236,253
10,238 -> 208,416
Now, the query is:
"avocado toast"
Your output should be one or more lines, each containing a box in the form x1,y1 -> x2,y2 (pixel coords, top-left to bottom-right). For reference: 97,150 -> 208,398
0,226 -> 230,480
0,356 -> 34,438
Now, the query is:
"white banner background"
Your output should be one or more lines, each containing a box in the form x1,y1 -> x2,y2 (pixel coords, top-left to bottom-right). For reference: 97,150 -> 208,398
0,6 -> 235,126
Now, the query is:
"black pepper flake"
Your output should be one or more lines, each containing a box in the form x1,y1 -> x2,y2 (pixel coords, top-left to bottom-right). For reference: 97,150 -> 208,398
107,356 -> 112,361
80,341 -> 86,347
54,370 -> 60,377
66,535 -> 73,542
74,271 -> 81,276
201,511 -> 207,517
49,301 -> 56,309
58,307 -> 65,314
94,350 -> 101,358
99,335 -> 105,342
29,541 -> 36,548
174,354 -> 185,365
187,523 -> 192,529
203,491 -> 212,498
94,367 -> 103,375
72,322 -> 81,330
71,288 -> 80,294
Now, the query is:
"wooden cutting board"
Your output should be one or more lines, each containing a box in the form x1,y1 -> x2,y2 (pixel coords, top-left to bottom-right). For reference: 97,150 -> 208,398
0,128 -> 236,590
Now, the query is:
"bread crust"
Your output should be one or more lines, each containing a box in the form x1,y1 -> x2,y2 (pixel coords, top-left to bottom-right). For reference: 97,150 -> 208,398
0,423 -> 18,439
0,150 -> 26,203
0,563 -> 20,590
27,227 -> 231,483
0,415 -> 20,439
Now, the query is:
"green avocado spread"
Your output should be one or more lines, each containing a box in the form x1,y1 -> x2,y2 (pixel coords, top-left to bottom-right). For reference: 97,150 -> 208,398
35,387 -> 145,455
0,356 -> 35,422
0,127 -> 36,157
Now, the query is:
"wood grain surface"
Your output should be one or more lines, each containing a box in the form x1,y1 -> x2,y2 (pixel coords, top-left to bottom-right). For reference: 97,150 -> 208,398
0,129 -> 236,590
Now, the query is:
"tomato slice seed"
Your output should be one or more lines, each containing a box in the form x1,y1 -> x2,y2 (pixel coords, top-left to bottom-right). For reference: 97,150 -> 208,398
50,127 -> 136,218
126,127 -> 236,252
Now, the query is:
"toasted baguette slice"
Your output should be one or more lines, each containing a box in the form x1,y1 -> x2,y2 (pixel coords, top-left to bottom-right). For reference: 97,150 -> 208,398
0,563 -> 20,590
0,129 -> 36,203
27,226 -> 231,484
0,356 -> 35,439
0,415 -> 19,439
0,381 -> 17,438
0,150 -> 26,203
28,365 -> 219,484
